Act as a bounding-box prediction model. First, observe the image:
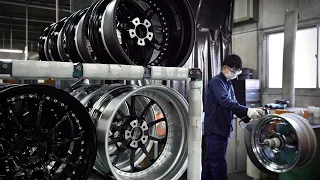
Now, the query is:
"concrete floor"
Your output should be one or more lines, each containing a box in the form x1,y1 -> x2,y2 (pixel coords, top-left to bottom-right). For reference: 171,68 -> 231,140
227,171 -> 252,180
88,170 -> 253,180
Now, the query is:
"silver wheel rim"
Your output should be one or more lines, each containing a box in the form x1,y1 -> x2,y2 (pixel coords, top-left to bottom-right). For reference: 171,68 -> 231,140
96,85 -> 188,180
70,84 -> 162,175
251,113 -> 317,173
90,85 -> 155,173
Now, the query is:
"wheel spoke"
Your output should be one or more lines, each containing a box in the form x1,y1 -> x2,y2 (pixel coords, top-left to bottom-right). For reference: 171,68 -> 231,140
20,100 -> 27,114
130,96 -> 136,116
111,124 -> 120,131
7,160 -> 24,179
110,152 -> 118,157
48,160 -> 62,173
38,167 -> 55,180
151,39 -> 162,50
140,144 -> 152,162
148,118 -> 166,128
112,145 -> 126,165
109,137 -> 121,145
117,110 -> 126,119
55,133 -> 83,146
43,172 -> 54,180
130,149 -> 136,171
8,108 -> 23,131
36,99 -> 44,130
49,114 -> 69,133
149,136 -> 166,143
140,100 -> 155,118
119,3 -> 135,18
146,7 -> 156,19
53,156 -> 78,167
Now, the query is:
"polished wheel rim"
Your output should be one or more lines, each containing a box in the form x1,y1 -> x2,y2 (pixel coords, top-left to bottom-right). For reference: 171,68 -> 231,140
250,113 -> 317,173
94,85 -> 188,179
0,85 -> 97,179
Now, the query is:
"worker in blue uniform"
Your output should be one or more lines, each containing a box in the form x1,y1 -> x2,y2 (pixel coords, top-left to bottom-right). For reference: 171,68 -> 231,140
201,54 -> 264,180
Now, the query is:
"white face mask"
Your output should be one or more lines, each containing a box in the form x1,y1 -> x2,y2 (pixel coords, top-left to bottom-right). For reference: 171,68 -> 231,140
225,71 -> 237,80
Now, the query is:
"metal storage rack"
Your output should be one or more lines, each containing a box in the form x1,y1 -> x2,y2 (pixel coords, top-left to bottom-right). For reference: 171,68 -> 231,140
0,59 -> 203,180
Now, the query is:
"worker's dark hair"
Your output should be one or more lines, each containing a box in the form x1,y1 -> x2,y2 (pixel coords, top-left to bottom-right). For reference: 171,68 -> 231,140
222,54 -> 243,69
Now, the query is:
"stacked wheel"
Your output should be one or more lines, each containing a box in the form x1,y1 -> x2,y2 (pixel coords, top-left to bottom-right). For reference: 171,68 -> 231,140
38,0 -> 195,67
69,84 -> 189,180
0,84 -> 97,180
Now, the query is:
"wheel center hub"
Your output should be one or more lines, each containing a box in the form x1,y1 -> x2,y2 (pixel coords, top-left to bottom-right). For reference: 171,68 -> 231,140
129,17 -> 153,46
123,119 -> 149,149
131,127 -> 142,140
136,24 -> 148,38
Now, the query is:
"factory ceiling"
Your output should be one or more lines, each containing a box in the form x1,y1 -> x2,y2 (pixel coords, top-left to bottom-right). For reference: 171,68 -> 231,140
0,0 -> 71,50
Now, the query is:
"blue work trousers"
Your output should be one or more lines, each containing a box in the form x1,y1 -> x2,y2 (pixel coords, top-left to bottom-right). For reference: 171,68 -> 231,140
201,133 -> 228,180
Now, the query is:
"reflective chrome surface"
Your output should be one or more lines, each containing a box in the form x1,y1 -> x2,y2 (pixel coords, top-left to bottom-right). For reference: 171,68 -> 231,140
93,85 -> 188,180
250,113 -> 317,173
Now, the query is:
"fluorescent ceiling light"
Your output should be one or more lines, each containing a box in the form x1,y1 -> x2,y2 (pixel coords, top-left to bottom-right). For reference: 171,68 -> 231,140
0,49 -> 23,53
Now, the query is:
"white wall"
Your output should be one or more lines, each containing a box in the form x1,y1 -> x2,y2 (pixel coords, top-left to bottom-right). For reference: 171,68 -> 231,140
233,0 -> 320,107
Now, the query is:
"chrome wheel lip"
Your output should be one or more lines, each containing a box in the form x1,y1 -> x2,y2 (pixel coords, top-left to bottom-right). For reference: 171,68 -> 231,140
250,113 -> 317,173
99,85 -> 188,180
79,84 -> 124,107
282,113 -> 317,167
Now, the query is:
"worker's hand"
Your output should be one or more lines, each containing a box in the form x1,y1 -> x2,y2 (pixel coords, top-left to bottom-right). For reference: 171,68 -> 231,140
247,108 -> 265,119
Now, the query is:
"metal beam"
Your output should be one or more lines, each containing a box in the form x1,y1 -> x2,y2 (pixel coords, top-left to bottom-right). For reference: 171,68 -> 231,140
0,38 -> 38,43
0,0 -> 70,12
0,23 -> 46,30
0,28 -> 41,34
0,15 -> 53,24
56,0 -> 59,22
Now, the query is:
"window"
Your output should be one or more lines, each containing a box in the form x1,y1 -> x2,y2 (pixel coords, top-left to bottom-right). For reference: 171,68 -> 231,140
267,27 -> 318,88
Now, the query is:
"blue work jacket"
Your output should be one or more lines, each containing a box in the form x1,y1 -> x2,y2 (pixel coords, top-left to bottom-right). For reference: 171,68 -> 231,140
204,72 -> 248,138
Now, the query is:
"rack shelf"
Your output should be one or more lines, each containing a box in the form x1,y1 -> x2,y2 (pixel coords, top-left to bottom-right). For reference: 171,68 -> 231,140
0,60 -> 200,81
0,59 -> 203,180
